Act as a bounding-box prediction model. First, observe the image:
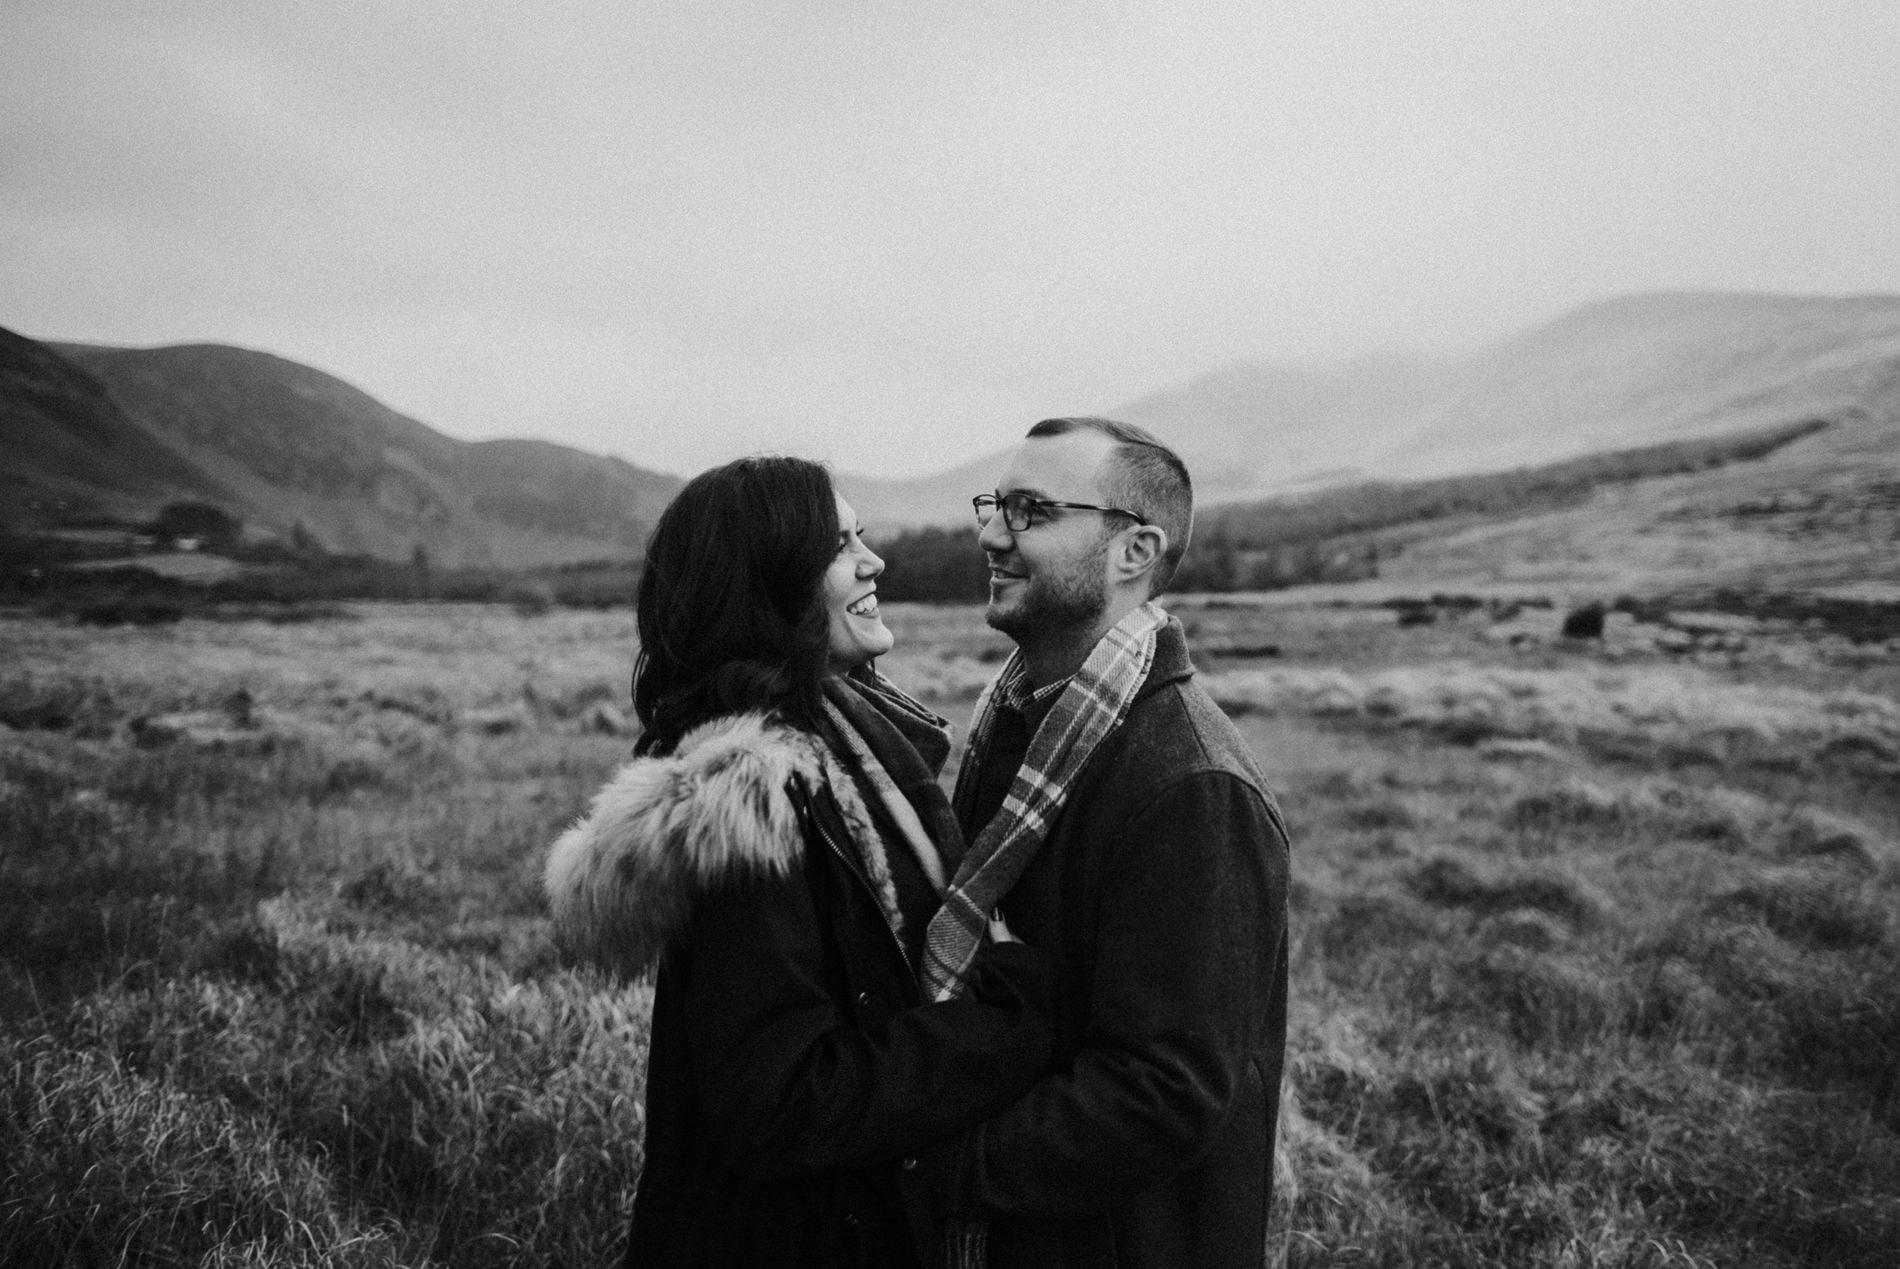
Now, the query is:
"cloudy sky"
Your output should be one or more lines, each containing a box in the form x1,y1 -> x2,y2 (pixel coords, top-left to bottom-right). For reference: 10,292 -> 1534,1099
5,1 -> 1899,479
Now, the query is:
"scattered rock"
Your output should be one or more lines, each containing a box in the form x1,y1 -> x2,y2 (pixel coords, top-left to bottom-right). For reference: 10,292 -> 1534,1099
1222,642 -> 1283,658
128,711 -> 274,752
464,704 -> 532,736
1308,682 -> 1365,716
222,687 -> 255,728
1561,605 -> 1606,639
1478,737 -> 1565,763
1669,611 -> 1766,637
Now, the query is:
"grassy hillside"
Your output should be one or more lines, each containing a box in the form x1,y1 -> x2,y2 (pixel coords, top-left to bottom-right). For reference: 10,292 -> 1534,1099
1172,415 -> 1863,593
836,293 -> 1900,530
3,602 -> 1895,1265
10,335 -> 681,568
1368,291 -> 1900,481
0,327 -> 229,523
1117,353 -> 1446,498
1366,408 -> 1900,596
875,412 -> 1895,601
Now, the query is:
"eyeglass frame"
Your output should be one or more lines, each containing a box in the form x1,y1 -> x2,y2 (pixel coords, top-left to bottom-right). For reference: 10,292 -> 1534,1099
973,491 -> 1147,533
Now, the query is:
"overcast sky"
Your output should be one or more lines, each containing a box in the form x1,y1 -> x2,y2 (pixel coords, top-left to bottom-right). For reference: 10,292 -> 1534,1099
6,1 -> 1899,479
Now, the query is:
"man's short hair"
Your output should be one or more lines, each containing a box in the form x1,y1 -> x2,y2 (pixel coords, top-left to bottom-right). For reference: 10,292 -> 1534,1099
1027,417 -> 1193,595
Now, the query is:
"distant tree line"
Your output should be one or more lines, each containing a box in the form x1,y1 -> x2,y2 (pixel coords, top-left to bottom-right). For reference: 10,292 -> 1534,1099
865,415 -> 1834,601
1,499 -> 642,618
868,526 -> 990,603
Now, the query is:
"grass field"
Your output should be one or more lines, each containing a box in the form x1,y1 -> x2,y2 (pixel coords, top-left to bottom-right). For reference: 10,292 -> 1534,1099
2,599 -> 1897,1267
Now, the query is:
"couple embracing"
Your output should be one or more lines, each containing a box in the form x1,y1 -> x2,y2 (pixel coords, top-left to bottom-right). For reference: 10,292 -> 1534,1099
546,417 -> 1292,1269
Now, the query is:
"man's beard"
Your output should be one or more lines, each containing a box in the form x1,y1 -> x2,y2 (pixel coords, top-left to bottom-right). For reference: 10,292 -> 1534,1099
986,536 -> 1110,641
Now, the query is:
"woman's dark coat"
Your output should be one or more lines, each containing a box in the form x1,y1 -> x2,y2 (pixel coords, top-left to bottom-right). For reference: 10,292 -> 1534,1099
545,712 -> 1051,1269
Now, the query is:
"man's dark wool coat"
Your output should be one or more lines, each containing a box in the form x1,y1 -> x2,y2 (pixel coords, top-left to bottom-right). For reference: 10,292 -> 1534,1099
544,713 -> 1053,1269
934,618 -> 1292,1269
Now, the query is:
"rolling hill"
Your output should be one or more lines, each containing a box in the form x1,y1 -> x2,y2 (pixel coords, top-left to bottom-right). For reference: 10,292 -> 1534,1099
0,326 -> 231,515
7,289 -> 1898,590
843,291 -> 1900,528
3,330 -> 681,568
1364,291 -> 1900,481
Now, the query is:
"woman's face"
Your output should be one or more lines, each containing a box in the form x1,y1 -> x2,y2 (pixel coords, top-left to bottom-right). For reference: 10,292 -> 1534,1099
824,492 -> 893,670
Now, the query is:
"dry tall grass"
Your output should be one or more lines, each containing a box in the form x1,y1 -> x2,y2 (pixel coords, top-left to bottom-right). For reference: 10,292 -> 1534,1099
3,599 -> 1896,1266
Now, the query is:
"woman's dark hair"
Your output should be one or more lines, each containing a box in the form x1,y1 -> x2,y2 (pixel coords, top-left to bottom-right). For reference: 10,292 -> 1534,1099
632,455 -> 838,756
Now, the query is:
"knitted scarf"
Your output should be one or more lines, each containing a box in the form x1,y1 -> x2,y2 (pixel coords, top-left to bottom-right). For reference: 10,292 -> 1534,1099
816,670 -> 962,924
927,600 -> 1168,1001
927,600 -> 1168,1269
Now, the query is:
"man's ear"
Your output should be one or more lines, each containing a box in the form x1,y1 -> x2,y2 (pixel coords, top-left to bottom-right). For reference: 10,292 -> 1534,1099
1112,524 -> 1168,591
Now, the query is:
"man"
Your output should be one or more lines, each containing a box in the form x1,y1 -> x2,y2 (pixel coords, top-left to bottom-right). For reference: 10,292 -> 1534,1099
922,416 -> 1291,1268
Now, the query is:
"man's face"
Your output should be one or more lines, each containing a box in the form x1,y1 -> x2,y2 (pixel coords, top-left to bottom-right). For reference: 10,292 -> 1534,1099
979,432 -> 1121,642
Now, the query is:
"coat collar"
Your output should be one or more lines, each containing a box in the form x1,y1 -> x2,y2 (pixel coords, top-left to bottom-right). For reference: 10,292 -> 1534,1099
1003,615 -> 1196,732
1135,615 -> 1197,702
543,712 -> 821,979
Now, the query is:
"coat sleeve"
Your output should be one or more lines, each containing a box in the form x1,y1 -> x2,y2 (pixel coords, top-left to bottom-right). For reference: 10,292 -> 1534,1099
930,770 -> 1290,1218
683,842 -> 1055,1181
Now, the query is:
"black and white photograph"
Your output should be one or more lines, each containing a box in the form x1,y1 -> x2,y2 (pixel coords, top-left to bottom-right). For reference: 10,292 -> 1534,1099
3,3 -> 1898,1266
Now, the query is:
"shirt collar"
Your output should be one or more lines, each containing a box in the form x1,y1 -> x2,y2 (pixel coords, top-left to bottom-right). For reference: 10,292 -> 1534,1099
999,665 -> 1072,718
997,616 -> 1194,715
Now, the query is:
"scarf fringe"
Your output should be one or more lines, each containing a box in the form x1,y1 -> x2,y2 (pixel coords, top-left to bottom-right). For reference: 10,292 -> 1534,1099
943,1218 -> 988,1269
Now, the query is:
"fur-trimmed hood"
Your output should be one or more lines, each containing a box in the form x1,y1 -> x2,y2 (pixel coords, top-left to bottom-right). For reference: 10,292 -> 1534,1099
545,712 -> 895,979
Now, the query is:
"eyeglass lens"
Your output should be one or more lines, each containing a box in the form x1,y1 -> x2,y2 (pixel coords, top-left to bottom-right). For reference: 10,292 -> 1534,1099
973,494 -> 1033,531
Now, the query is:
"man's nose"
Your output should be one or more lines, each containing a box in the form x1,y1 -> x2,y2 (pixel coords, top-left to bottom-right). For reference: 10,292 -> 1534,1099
978,512 -> 1013,553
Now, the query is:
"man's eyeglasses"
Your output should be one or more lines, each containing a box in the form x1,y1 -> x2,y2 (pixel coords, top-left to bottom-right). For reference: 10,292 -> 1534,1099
973,492 -> 1146,533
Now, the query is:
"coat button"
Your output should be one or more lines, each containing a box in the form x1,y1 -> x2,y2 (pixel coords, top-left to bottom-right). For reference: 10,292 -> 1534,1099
901,1156 -> 918,1171
856,991 -> 873,1008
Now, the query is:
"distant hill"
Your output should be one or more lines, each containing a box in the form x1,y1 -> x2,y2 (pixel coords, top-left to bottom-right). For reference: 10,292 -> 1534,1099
1117,353 -> 1447,499
845,291 -> 1900,528
838,354 -> 1450,528
10,288 -> 1898,581
834,451 -> 1006,537
0,326 -> 231,518
3,329 -> 681,567
1364,291 -> 1900,480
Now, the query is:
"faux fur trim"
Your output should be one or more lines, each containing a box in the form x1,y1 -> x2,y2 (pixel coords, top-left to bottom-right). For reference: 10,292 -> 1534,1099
544,713 -> 825,979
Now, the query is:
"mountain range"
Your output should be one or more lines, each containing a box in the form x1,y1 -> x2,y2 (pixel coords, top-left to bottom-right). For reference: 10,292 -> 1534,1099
3,332 -> 680,567
843,291 -> 1900,527
5,290 -> 1899,572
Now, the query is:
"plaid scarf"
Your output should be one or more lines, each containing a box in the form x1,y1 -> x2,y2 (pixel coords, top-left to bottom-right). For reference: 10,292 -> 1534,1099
925,600 -> 1169,1002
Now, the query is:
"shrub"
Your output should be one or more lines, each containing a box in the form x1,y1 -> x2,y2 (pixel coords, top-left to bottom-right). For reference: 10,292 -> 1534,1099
1710,867 -> 1891,950
1407,852 -> 1607,926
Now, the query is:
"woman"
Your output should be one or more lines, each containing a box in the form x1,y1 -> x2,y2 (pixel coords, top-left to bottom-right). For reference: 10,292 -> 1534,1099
545,456 -> 1051,1268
